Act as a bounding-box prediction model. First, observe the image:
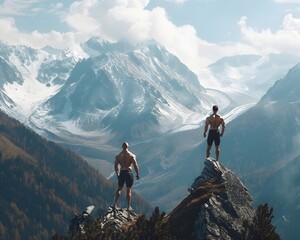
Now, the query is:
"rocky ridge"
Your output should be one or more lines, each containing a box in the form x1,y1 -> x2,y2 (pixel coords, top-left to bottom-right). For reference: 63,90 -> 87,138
78,158 -> 257,240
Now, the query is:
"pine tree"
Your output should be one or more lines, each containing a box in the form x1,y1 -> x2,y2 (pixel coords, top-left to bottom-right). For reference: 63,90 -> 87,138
244,203 -> 281,240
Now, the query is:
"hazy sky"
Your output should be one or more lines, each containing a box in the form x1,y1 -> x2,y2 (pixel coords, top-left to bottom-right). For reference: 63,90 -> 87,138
1,0 -> 300,72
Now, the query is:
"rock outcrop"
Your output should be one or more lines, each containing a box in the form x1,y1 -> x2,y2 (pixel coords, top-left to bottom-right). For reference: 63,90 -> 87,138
100,206 -> 140,230
167,158 -> 255,240
65,159 -> 259,240
65,206 -> 140,239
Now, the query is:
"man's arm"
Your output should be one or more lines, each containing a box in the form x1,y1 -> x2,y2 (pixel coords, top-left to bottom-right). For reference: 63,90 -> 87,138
114,157 -> 119,176
220,119 -> 225,137
203,117 -> 209,137
132,155 -> 139,179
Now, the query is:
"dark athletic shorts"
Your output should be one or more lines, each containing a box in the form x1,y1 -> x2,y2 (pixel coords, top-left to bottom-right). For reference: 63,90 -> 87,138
207,130 -> 220,146
118,170 -> 134,188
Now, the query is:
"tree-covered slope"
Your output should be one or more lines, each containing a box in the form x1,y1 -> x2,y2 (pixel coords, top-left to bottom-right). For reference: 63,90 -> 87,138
0,111 -> 151,239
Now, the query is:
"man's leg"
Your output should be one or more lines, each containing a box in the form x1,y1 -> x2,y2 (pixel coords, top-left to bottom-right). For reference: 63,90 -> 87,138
206,145 -> 212,159
113,186 -> 122,206
125,171 -> 134,210
215,145 -> 220,161
126,187 -> 132,210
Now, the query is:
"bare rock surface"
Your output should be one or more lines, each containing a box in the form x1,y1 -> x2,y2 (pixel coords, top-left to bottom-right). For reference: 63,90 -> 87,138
100,206 -> 140,230
167,158 -> 255,240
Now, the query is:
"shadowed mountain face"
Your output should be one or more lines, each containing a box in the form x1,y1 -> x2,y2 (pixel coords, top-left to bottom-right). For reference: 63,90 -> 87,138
0,57 -> 23,86
220,63 -> 300,173
205,63 -> 300,239
220,102 -> 299,174
244,154 -> 300,240
260,63 -> 300,103
0,111 -> 152,239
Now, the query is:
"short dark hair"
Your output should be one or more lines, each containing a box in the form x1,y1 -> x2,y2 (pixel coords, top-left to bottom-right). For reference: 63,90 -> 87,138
122,142 -> 129,149
212,105 -> 218,112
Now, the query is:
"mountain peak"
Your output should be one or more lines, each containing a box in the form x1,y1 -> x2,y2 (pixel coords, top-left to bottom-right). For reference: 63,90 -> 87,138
41,45 -> 62,55
135,39 -> 168,56
140,38 -> 165,48
85,36 -> 111,47
82,36 -> 135,56
167,158 -> 255,239
260,62 -> 300,103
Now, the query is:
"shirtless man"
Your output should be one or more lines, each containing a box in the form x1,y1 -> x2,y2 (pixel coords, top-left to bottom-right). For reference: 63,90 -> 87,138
112,142 -> 139,210
203,105 -> 225,161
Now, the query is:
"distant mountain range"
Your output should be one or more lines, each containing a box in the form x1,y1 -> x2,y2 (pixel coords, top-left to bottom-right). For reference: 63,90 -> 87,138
206,53 -> 299,97
32,39 -> 207,140
0,110 -> 152,239
0,37 -> 300,240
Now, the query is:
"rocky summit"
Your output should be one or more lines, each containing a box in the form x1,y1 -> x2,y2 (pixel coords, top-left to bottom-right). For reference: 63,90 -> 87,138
63,159 -> 273,240
167,158 -> 255,240
100,206 -> 140,230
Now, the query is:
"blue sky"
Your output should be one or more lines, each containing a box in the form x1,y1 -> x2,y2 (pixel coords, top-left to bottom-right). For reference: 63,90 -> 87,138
148,0 -> 286,42
1,0 -> 300,71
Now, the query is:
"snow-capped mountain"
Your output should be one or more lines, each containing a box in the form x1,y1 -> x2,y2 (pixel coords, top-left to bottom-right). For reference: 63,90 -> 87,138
0,56 -> 23,86
81,36 -> 135,57
0,37 -> 299,212
25,39 -> 222,179
201,53 -> 299,99
0,41 -> 81,121
31,40 -> 210,142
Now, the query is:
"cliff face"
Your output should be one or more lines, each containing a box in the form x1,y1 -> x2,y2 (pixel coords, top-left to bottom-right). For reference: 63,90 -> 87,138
167,159 -> 255,240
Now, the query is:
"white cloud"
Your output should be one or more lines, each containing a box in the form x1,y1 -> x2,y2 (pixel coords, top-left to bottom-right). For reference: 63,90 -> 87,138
2,0 -> 300,72
63,0 -> 152,39
274,0 -> 300,3
61,0 -> 223,69
164,0 -> 213,3
0,17 -> 85,49
0,0 -> 44,15
239,14 -> 300,55
61,0 -> 259,70
55,3 -> 64,9
0,0 -> 64,15
165,0 -> 189,3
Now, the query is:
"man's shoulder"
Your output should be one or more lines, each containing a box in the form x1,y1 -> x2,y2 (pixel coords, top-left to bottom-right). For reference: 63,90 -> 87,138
218,114 -> 224,120
128,151 -> 136,159
218,115 -> 225,124
215,114 -> 223,119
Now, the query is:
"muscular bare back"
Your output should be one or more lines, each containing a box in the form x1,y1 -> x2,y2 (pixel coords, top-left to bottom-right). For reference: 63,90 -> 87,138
205,114 -> 225,130
115,150 -> 137,171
